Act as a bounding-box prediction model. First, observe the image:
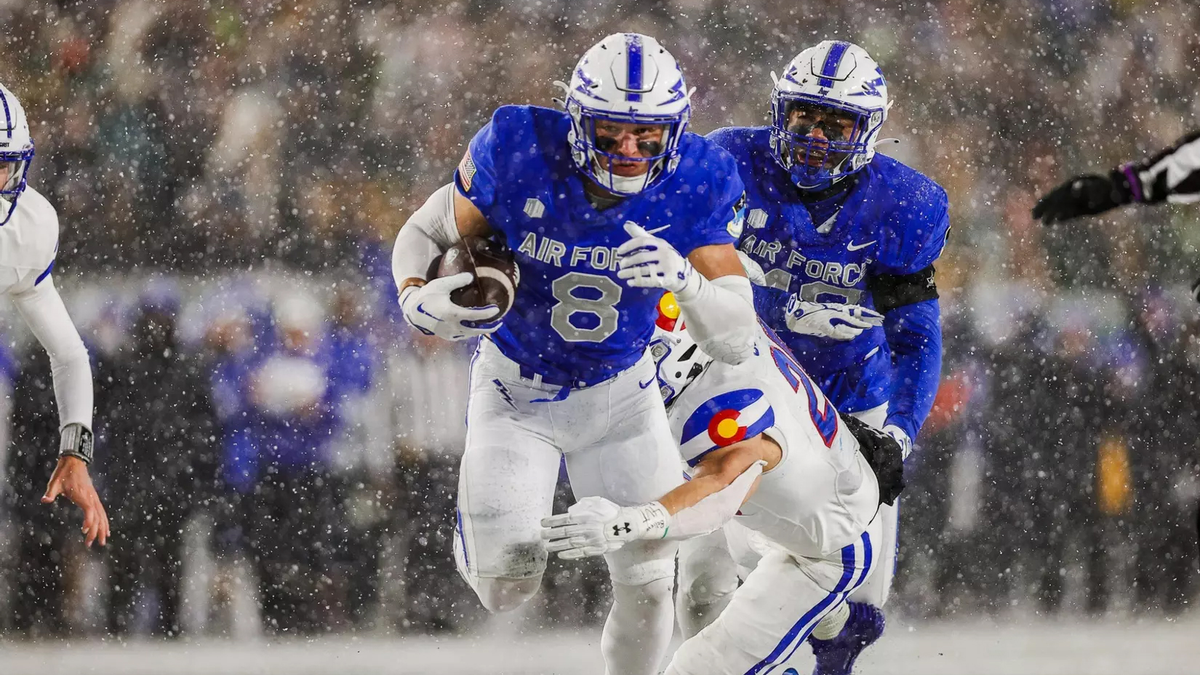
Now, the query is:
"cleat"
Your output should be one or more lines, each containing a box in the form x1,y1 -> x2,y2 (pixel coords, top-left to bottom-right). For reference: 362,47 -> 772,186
806,602 -> 885,675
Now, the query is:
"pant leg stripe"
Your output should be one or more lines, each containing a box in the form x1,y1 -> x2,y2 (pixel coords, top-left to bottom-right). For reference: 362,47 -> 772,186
743,543 -> 858,675
771,533 -> 874,669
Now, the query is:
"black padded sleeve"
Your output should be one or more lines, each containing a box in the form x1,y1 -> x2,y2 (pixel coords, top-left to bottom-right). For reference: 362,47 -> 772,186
868,265 -> 939,313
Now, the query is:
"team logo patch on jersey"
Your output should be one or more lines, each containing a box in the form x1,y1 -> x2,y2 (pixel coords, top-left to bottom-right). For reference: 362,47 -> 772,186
523,198 -> 545,219
458,150 -> 477,192
679,388 -> 775,466
727,192 -> 747,238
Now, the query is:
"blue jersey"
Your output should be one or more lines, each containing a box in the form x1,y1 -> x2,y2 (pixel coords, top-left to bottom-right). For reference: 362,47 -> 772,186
457,105 -> 745,386
709,126 -> 948,414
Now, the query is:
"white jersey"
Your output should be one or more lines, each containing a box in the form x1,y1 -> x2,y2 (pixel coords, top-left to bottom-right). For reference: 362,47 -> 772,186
0,186 -> 58,294
667,327 -> 879,558
0,186 -> 93,430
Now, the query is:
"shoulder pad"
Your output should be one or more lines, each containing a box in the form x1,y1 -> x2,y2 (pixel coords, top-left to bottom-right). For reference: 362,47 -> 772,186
0,186 -> 59,273
678,386 -> 775,467
869,158 -> 950,274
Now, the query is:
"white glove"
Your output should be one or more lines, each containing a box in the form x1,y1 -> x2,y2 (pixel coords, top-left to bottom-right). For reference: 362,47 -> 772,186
616,223 -> 697,294
541,496 -> 669,560
737,251 -> 767,286
398,272 -> 503,341
882,424 -> 913,461
784,296 -> 883,341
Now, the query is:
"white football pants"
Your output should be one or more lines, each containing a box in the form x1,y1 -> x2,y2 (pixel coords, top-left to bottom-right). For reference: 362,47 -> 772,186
665,517 -> 882,675
676,403 -> 899,641
454,339 -> 682,674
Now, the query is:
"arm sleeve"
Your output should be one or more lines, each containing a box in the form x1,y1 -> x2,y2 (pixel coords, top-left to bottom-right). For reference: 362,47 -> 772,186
1128,129 -> 1200,204
881,298 -> 942,442
390,183 -> 464,287
676,274 -> 758,365
10,275 -> 94,431
666,460 -> 765,540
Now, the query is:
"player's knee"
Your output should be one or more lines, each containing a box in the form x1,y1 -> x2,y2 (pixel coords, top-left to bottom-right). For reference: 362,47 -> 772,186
612,575 -> 674,608
677,548 -> 739,610
473,576 -> 542,613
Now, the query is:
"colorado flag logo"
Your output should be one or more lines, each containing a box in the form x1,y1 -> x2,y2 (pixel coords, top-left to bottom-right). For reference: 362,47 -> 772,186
679,389 -> 775,467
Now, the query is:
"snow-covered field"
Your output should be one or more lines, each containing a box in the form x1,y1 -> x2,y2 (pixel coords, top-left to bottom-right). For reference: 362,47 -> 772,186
2,614 -> 1197,675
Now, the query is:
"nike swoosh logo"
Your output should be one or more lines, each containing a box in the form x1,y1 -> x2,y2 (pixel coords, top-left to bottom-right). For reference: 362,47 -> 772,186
847,240 -> 876,252
639,376 -> 656,389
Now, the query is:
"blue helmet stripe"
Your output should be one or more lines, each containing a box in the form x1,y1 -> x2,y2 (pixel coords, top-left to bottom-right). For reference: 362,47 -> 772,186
0,89 -> 11,141
626,34 -> 644,102
817,41 -> 850,88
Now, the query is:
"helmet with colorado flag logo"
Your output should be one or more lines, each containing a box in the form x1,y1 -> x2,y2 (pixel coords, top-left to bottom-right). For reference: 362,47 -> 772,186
649,292 -> 710,406
768,40 -> 889,190
650,292 -> 777,470
558,33 -> 692,196
0,83 -> 35,226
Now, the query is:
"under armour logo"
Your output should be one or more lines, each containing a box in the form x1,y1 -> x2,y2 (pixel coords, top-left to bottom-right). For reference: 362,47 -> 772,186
613,522 -> 632,536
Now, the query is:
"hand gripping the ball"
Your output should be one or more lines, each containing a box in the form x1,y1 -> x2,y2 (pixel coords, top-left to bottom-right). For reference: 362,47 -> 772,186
785,296 -> 883,341
541,496 -> 670,560
616,223 -> 697,294
399,272 -> 503,341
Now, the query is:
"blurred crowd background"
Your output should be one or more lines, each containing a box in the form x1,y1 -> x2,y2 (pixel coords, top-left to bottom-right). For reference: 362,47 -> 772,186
0,0 -> 1198,639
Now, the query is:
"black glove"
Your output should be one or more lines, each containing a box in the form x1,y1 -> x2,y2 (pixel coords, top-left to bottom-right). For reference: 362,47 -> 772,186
1032,169 -> 1136,224
840,413 -> 905,506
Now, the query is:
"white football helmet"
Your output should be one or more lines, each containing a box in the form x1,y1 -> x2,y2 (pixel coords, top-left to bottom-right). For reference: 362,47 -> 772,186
0,83 -> 34,226
649,292 -> 713,407
769,40 -> 888,190
559,33 -> 692,196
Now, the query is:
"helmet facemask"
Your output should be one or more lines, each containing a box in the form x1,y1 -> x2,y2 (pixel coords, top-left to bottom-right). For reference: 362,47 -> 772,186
0,147 -> 33,226
770,94 -> 879,191
566,100 -> 688,196
650,292 -> 713,407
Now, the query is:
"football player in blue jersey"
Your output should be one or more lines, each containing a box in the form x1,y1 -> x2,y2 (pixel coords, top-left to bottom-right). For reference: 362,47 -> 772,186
390,33 -> 756,675
675,41 -> 948,675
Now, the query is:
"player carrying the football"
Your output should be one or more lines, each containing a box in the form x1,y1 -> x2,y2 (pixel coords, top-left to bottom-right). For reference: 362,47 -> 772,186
390,33 -> 755,675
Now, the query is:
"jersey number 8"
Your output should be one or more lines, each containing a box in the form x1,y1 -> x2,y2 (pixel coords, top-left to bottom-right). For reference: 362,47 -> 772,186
550,272 -> 622,343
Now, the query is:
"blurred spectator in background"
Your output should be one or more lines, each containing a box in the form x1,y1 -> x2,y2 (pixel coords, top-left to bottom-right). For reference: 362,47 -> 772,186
384,331 -> 477,632
97,290 -> 219,637
4,349 -> 73,637
245,293 -> 341,634
324,284 -> 385,628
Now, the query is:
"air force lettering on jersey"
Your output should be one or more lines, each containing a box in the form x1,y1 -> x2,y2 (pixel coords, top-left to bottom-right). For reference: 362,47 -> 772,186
455,103 -> 745,384
708,42 -> 949,428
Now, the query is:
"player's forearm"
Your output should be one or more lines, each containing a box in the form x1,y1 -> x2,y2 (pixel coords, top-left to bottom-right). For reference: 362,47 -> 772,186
882,298 -> 942,441
675,273 -> 757,365
12,277 -> 94,430
660,458 -> 765,540
391,183 -> 463,290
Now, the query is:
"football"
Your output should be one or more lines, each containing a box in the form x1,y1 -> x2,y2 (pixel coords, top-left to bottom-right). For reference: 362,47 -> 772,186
434,235 -> 520,318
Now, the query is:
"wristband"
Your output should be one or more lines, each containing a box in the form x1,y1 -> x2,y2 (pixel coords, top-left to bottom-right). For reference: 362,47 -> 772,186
633,501 -> 671,539
59,423 -> 94,465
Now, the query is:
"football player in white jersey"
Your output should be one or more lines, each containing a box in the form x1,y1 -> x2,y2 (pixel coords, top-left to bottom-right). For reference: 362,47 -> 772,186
1,83 -> 109,547
542,294 -> 903,675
